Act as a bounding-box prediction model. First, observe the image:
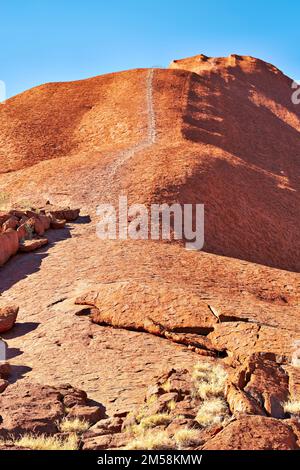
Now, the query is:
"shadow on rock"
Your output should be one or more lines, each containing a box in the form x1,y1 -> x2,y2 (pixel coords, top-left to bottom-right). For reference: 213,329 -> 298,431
6,347 -> 23,360
2,322 -> 39,340
0,226 -> 72,294
72,215 -> 91,224
9,365 -> 32,384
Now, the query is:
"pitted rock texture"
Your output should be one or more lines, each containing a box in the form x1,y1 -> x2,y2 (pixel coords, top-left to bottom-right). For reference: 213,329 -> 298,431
201,415 -> 299,450
0,382 -> 104,438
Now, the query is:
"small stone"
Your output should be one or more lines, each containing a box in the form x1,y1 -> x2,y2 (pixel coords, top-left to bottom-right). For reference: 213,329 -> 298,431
0,306 -> 18,333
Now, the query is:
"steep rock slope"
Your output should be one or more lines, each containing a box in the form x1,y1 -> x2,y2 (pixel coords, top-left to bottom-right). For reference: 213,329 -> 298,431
0,56 -> 299,270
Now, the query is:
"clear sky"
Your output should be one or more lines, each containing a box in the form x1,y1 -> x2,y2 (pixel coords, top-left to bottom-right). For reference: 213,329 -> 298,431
1,0 -> 299,98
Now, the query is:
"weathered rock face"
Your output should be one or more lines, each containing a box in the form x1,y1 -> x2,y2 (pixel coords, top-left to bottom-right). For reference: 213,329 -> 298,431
0,382 -> 104,438
202,415 -> 299,450
0,305 -> 18,333
208,322 -> 300,361
0,383 -> 65,437
241,354 -> 289,419
1,55 -> 299,271
2,216 -> 19,231
0,362 -> 11,379
76,280 -> 218,336
75,279 -> 300,362
226,353 -> 292,418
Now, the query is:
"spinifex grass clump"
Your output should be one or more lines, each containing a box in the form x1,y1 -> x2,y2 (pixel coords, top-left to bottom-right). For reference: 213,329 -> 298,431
193,362 -> 230,427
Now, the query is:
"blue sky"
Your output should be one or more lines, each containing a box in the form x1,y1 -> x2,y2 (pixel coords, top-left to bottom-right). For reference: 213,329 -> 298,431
1,0 -> 299,98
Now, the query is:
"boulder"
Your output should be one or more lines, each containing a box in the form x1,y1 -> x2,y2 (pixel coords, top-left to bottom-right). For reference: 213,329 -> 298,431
0,230 -> 19,265
19,238 -> 48,252
202,415 -> 299,450
225,383 -> 265,416
82,433 -> 128,450
0,383 -> 65,437
16,224 -> 28,241
231,353 -> 290,418
25,212 -> 51,236
17,217 -> 35,240
2,216 -> 19,231
0,305 -> 19,333
0,382 -> 104,438
56,383 -> 87,408
84,417 -> 123,438
42,205 -> 80,222
67,405 -> 106,425
50,218 -> 66,229
9,210 -> 27,219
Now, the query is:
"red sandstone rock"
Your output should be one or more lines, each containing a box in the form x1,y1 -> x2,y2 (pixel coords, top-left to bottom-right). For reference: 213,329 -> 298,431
0,362 -> 11,379
16,223 -> 28,241
82,432 -> 128,450
0,379 -> 9,393
19,237 -> 48,252
242,354 -> 289,418
1,55 -> 299,271
9,210 -> 27,219
56,383 -> 87,408
84,417 -> 123,438
202,415 -> 299,450
50,218 -> 66,229
67,405 -> 106,425
2,216 -> 19,231
225,383 -> 265,417
42,205 -> 80,222
0,212 -> 10,226
0,305 -> 18,333
76,281 -> 218,343
0,383 -> 64,437
0,230 -> 19,265
0,382 -> 104,438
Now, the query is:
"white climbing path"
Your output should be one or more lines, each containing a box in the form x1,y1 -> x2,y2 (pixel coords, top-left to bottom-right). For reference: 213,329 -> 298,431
107,69 -> 156,178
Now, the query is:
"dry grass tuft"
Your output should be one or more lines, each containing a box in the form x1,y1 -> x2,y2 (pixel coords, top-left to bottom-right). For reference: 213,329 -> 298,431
174,428 -> 202,448
283,399 -> 300,415
125,430 -> 174,450
13,433 -> 79,451
161,379 -> 171,393
58,417 -> 90,433
167,399 -> 176,411
139,413 -> 171,430
195,397 -> 228,427
193,362 -> 227,400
